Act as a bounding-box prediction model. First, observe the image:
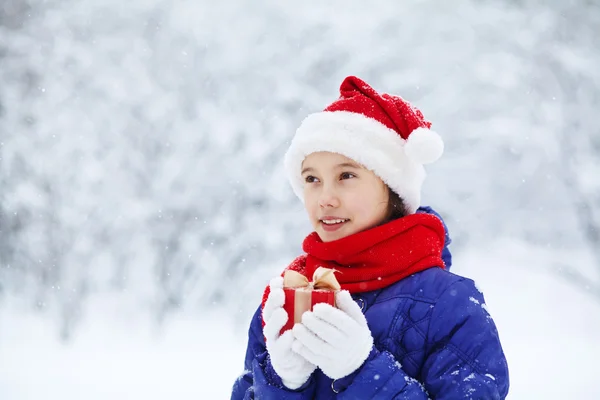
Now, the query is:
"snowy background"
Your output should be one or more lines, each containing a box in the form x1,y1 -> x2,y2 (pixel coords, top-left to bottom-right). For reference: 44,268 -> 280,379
1,0 -> 599,398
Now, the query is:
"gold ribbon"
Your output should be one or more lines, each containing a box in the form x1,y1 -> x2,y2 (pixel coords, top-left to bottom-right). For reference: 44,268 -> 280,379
282,267 -> 340,326
283,267 -> 341,291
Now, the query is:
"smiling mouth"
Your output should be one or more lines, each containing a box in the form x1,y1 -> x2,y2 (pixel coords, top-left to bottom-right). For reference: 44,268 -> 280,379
321,218 -> 350,225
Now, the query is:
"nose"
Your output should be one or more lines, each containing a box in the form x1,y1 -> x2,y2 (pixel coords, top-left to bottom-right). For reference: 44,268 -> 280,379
318,185 -> 340,208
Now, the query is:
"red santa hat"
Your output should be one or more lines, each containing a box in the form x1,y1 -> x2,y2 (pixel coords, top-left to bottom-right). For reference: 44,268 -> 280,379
284,76 -> 443,214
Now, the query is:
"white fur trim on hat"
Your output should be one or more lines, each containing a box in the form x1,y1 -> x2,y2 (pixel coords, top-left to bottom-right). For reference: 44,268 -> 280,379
284,111 -> 430,214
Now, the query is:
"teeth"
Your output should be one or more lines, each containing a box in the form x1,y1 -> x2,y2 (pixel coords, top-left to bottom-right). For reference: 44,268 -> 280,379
322,219 -> 347,225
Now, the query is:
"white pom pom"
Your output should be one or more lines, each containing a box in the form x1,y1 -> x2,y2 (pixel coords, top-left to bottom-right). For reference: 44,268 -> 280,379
404,127 -> 444,164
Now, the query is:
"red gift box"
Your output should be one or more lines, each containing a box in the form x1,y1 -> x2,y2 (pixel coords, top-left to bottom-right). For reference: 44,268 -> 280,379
280,267 -> 340,335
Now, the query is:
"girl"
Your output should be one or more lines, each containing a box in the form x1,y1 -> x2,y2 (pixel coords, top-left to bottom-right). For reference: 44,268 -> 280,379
231,76 -> 509,399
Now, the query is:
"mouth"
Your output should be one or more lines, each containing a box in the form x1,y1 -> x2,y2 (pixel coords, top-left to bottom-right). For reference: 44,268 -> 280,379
320,218 -> 350,225
319,218 -> 350,232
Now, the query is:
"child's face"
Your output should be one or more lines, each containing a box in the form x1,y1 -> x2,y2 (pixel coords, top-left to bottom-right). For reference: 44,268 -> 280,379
301,152 -> 390,242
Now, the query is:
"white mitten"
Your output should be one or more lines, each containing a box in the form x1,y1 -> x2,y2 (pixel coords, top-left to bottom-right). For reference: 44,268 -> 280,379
263,276 -> 317,389
291,290 -> 373,380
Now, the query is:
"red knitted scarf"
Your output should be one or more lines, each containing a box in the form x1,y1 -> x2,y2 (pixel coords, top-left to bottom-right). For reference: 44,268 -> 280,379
261,213 -> 446,312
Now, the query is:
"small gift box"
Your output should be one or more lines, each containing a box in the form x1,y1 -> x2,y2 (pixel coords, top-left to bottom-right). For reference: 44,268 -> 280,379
280,267 -> 341,335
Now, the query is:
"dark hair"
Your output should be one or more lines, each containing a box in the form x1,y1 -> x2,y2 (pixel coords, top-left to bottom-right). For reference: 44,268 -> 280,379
385,188 -> 409,222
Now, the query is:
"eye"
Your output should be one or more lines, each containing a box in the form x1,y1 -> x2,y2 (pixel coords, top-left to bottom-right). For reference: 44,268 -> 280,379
304,175 -> 319,183
340,172 -> 356,180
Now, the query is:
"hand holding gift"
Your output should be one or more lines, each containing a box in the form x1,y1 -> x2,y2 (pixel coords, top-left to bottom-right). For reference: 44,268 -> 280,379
262,276 -> 317,390
292,290 -> 374,380
280,267 -> 341,335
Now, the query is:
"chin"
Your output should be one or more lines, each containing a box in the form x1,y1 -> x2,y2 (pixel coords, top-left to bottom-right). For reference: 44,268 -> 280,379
317,228 -> 356,243
315,230 -> 338,243
320,235 -> 341,243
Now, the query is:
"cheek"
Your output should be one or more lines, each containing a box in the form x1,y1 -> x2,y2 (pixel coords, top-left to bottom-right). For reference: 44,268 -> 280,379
346,193 -> 376,216
303,190 -> 319,218
346,189 -> 387,220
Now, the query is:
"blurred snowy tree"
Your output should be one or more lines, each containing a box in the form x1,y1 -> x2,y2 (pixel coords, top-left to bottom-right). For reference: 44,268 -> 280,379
525,0 -> 600,298
0,0 -> 598,337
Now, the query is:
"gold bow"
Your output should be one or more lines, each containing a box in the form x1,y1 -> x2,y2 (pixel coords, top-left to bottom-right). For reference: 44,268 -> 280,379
283,267 -> 341,291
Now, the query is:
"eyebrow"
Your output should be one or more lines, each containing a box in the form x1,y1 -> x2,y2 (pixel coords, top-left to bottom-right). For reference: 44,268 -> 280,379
301,162 -> 362,175
336,162 -> 362,169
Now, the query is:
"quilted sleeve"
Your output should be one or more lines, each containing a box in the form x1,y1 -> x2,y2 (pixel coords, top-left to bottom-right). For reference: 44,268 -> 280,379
230,305 -> 317,400
422,278 -> 510,399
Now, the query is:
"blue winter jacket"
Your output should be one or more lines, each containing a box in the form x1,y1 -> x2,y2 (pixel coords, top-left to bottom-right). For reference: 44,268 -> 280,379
231,207 -> 509,399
